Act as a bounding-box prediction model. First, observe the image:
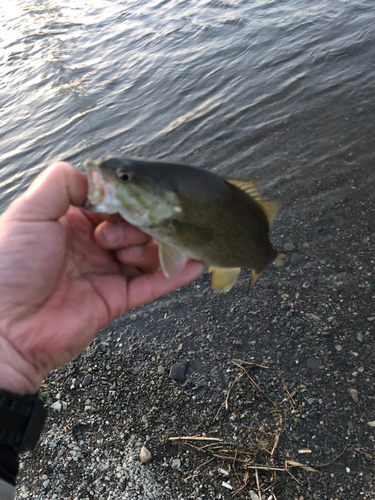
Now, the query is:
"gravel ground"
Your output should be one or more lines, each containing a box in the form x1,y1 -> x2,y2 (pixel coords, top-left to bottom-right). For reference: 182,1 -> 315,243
16,158 -> 375,499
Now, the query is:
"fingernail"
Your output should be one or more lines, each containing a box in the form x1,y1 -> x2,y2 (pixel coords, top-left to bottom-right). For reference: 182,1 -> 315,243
102,222 -> 126,243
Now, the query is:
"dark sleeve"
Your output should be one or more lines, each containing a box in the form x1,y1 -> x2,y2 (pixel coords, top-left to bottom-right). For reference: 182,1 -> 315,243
0,447 -> 18,486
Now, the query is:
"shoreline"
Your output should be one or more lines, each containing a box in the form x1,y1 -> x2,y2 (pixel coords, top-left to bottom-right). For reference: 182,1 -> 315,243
16,162 -> 375,499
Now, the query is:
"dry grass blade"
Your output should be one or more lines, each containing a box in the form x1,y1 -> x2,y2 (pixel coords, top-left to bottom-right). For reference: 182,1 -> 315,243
225,373 -> 244,410
255,468 -> 262,500
283,385 -> 295,409
232,359 -> 269,371
313,446 -> 346,468
168,436 -> 224,442
286,460 -> 320,473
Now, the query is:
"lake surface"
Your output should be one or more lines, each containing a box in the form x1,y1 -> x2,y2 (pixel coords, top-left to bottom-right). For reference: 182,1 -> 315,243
1,0 -> 375,210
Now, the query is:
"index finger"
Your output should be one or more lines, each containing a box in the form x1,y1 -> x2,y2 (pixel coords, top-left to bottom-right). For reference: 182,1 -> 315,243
3,162 -> 88,223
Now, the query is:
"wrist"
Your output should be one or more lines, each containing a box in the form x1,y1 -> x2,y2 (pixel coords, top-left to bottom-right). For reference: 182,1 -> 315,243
0,335 -> 41,395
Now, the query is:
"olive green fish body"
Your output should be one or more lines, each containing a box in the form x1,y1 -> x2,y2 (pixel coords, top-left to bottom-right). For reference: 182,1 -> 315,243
85,157 -> 283,291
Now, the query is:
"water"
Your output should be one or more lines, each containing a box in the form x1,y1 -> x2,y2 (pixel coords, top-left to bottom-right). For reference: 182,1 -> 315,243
1,0 -> 375,209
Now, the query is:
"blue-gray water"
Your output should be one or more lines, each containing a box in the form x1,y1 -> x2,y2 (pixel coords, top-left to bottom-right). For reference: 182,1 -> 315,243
1,0 -> 375,208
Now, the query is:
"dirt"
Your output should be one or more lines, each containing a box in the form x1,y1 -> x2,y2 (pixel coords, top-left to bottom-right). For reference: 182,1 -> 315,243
16,158 -> 375,500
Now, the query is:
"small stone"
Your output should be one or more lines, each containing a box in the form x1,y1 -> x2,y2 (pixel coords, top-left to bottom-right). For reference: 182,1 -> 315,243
284,174 -> 292,181
222,481 -> 233,490
171,458 -> 181,470
197,379 -> 207,388
283,242 -> 295,252
41,475 -> 48,480
157,365 -> 165,375
357,332 -> 364,342
169,362 -> 187,382
358,366 -> 365,373
50,401 -> 62,411
43,479 -> 50,488
335,345 -> 342,352
249,491 -> 260,500
139,446 -> 152,464
307,357 -> 322,373
348,388 -> 359,402
290,253 -> 302,266
82,374 -> 93,387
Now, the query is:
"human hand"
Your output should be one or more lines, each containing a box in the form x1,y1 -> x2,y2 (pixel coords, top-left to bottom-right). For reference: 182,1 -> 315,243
0,162 -> 203,395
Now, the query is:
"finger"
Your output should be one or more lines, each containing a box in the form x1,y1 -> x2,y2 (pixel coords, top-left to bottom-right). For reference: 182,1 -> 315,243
4,162 -> 88,223
126,260 -> 204,310
94,220 -> 152,249
116,241 -> 160,273
119,263 -> 143,280
80,211 -> 124,228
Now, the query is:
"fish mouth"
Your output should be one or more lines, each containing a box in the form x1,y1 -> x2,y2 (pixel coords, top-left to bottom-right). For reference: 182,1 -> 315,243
84,159 -> 118,213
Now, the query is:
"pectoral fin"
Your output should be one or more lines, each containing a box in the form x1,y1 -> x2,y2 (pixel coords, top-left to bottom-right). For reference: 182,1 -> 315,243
158,243 -> 187,278
209,266 -> 241,292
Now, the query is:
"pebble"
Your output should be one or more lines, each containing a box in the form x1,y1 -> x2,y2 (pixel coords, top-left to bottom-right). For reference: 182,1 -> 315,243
197,379 -> 207,388
284,174 -> 292,181
171,458 -> 181,470
348,388 -> 359,402
307,357 -> 322,373
50,401 -> 62,411
157,365 -> 165,375
290,253 -> 302,266
169,363 -> 187,382
139,445 -> 152,464
357,332 -> 363,342
43,479 -> 50,488
335,345 -> 342,352
82,374 -> 93,387
283,242 -> 295,252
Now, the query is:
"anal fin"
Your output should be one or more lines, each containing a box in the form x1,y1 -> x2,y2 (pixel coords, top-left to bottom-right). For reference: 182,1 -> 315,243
248,269 -> 261,292
209,266 -> 241,293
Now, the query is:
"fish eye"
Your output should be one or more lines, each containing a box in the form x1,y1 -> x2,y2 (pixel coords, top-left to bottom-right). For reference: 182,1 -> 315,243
116,170 -> 133,183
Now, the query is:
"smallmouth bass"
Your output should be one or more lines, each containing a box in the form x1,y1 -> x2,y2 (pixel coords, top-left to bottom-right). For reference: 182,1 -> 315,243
84,157 -> 284,292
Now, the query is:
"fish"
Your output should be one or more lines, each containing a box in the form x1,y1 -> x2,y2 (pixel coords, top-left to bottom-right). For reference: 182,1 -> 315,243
84,157 -> 284,292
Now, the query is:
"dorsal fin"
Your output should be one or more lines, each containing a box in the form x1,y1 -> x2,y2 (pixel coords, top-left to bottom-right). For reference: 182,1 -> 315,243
225,178 -> 263,203
225,178 -> 281,224
259,200 -> 282,224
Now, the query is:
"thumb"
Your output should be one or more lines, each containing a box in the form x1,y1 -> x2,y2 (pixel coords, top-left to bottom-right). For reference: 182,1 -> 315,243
3,162 -> 88,222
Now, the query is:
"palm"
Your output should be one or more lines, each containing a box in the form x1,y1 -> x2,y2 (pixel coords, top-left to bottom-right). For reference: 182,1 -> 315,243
0,207 -> 128,375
